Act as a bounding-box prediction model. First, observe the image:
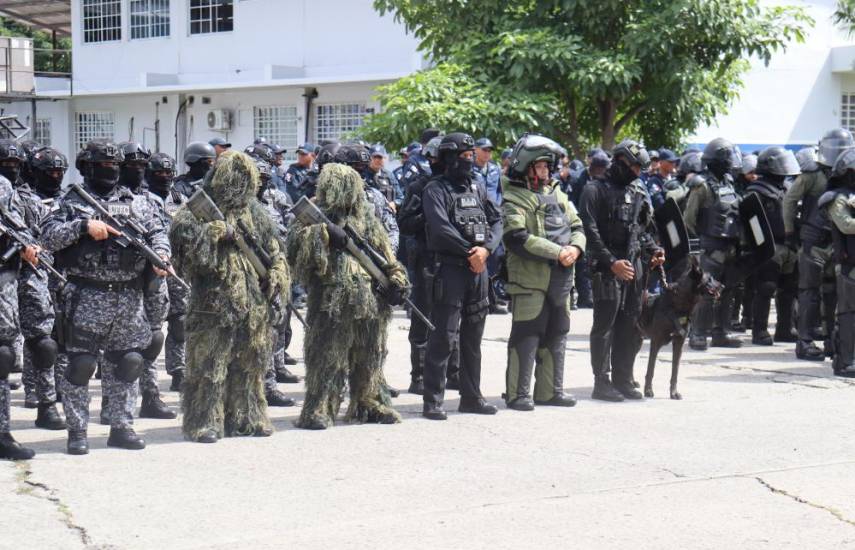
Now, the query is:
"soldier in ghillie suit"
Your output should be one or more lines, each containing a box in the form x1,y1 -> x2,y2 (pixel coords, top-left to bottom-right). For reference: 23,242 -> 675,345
287,163 -> 408,430
169,150 -> 291,443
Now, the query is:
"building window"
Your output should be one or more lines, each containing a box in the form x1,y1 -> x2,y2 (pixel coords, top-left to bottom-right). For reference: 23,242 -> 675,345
189,0 -> 233,35
34,119 -> 51,146
253,106 -> 299,161
82,0 -> 122,43
843,94 -> 855,132
314,103 -> 367,143
74,112 -> 115,152
130,0 -> 170,39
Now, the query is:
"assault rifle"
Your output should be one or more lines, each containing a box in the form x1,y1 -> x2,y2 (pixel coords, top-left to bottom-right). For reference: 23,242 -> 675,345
186,187 -> 307,328
0,209 -> 66,284
69,183 -> 190,291
292,196 -> 435,331
620,190 -> 646,312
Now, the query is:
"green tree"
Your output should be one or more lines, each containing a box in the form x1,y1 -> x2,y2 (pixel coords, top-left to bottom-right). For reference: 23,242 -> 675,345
370,0 -> 811,154
0,17 -> 71,74
835,0 -> 855,31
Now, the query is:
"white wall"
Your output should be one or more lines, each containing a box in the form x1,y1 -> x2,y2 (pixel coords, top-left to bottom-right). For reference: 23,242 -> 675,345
70,0 -> 423,94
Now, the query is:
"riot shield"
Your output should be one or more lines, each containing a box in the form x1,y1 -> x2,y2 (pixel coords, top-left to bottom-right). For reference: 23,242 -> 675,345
655,197 -> 690,270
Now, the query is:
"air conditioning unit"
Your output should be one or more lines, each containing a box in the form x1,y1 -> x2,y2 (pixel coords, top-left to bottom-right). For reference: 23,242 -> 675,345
206,109 -> 232,131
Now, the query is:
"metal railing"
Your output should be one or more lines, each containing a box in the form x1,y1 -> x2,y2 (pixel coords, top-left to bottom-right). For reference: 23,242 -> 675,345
0,42 -> 71,96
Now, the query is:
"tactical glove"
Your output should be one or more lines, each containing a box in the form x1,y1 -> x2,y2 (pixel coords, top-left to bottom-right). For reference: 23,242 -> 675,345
326,223 -> 348,250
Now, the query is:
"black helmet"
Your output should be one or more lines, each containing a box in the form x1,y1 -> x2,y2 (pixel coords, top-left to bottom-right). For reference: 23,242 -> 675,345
31,147 -> 68,172
420,128 -> 442,145
438,132 -> 475,156
183,141 -> 216,164
255,158 -> 272,182
832,147 -> 855,178
507,134 -> 565,176
612,139 -> 650,168
75,139 -> 123,170
0,139 -> 25,163
244,143 -> 275,164
118,141 -> 151,164
818,128 -> 854,167
145,153 -> 176,177
316,141 -> 341,170
702,138 -> 742,171
677,151 -> 703,176
756,146 -> 800,177
423,136 -> 443,160
333,144 -> 371,167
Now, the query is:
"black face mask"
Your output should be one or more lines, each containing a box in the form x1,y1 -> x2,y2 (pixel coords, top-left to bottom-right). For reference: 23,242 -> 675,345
120,164 -> 146,190
446,157 -> 474,182
188,161 -> 210,180
89,164 -> 120,194
843,171 -> 855,189
148,174 -> 172,196
0,165 -> 20,185
34,171 -> 63,197
609,161 -> 636,186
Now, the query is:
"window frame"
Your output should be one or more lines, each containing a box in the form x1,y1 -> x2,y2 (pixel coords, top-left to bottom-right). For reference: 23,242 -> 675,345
74,111 -> 116,153
129,0 -> 171,41
842,93 -> 855,133
253,105 -> 299,162
313,102 -> 368,144
33,118 -> 52,147
188,0 -> 234,36
81,0 -> 123,44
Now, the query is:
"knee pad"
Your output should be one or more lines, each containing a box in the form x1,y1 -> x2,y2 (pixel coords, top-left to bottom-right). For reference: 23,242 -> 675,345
67,353 -> 98,386
25,336 -> 58,371
0,344 -> 14,379
757,281 -> 777,299
143,330 -> 165,361
168,314 -> 186,343
106,350 -> 144,383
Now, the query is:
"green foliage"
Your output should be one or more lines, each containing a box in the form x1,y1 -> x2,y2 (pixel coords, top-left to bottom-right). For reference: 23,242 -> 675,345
372,0 -> 811,153
835,0 -> 855,32
0,17 -> 71,73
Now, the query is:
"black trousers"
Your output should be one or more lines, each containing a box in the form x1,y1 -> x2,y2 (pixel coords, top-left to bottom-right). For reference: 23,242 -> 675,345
423,262 -> 489,407
589,272 -> 643,385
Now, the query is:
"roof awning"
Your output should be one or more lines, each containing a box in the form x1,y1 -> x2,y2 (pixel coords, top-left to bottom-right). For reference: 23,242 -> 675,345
0,0 -> 70,37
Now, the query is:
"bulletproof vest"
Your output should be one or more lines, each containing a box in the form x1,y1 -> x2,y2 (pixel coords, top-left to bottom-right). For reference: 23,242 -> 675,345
58,195 -> 145,272
799,175 -> 832,247
368,170 -> 395,202
746,178 -> 785,241
446,180 -> 488,246
699,175 -> 741,240
604,179 -> 647,253
825,190 -> 855,266
539,192 -> 573,246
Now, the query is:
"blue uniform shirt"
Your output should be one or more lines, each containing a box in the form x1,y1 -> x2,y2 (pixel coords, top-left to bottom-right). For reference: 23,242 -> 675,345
472,159 -> 503,204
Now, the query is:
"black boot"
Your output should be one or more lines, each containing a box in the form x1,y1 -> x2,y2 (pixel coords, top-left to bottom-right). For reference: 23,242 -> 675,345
710,330 -> 742,348
66,430 -> 88,456
507,396 -> 535,411
613,381 -> 644,400
422,402 -> 447,421
592,376 -> 624,402
35,403 -> 66,430
195,429 -> 218,444
169,371 -> 183,392
535,393 -> 577,407
459,397 -> 498,415
689,334 -> 708,351
139,391 -> 177,419
275,366 -> 299,384
100,396 -> 110,426
265,389 -> 296,407
107,427 -> 146,450
23,391 -> 38,409
283,352 -> 298,366
0,432 -> 34,460
407,377 -> 424,395
795,340 -> 825,362
752,330 -> 774,346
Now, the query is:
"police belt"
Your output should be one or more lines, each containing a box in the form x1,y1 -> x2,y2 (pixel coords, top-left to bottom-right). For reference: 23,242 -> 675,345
67,275 -> 143,292
435,253 -> 470,267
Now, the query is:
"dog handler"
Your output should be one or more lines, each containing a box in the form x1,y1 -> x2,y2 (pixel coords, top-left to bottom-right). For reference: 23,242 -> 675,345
501,135 -> 586,411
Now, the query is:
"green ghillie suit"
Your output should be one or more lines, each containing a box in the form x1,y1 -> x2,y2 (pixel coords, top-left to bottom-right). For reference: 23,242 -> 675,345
170,151 -> 291,441
287,163 -> 407,429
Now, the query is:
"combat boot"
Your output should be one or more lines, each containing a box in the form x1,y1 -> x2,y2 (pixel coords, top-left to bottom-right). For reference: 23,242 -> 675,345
139,391 -> 177,419
100,396 -> 110,426
35,403 -> 66,430
459,397 -> 498,415
265,389 -> 296,407
422,403 -> 447,421
613,381 -> 644,400
23,391 -> 38,409
774,328 -> 799,343
688,334 -> 708,351
407,377 -> 424,395
535,393 -> 577,407
169,370 -> 183,392
283,352 -> 298,366
592,376 -> 624,402
795,341 -> 825,362
107,427 -> 145,450
66,430 -> 88,455
751,330 -> 774,346
0,432 -> 34,460
711,330 -> 742,348
275,366 -> 299,384
507,396 -> 535,411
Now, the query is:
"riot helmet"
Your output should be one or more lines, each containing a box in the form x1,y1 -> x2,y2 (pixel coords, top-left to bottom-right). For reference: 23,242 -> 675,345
145,153 -> 176,196
0,139 -> 25,185
30,147 -> 67,197
795,146 -> 819,173
756,146 -> 800,178
677,151 -> 703,177
333,144 -> 371,173
609,139 -> 649,186
702,138 -> 742,178
183,141 -> 215,180
77,139 -> 124,194
244,143 -> 275,165
507,134 -> 565,191
818,128 -> 854,167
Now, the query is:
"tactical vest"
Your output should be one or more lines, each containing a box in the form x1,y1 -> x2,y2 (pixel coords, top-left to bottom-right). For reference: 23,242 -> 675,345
446,180 -> 488,246
603,179 -> 648,253
800,191 -> 832,248
367,170 -> 396,203
540,193 -> 573,246
699,176 -> 741,240
746,179 -> 785,241
57,198 -> 145,273
824,190 -> 855,267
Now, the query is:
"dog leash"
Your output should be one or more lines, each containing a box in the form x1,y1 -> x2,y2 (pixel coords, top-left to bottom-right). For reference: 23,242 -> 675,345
658,264 -> 671,291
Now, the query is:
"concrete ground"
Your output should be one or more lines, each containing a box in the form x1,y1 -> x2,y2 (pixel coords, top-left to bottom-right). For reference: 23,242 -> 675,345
5,308 -> 855,549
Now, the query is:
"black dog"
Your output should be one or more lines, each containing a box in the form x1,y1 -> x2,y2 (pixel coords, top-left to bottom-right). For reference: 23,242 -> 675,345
639,259 -> 722,399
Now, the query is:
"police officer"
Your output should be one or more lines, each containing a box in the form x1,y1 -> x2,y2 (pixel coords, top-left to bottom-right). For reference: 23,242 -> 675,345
784,130 -> 853,361
746,147 -> 801,346
398,128 -> 442,191
364,144 -> 403,210
284,142 -> 317,203
501,135 -> 586,410
822,148 -> 855,376
579,140 -> 664,401
685,138 -> 745,351
19,139 -> 43,187
117,141 -> 151,194
472,137 -> 509,315
173,141 -> 216,198
15,145 -> 66,430
421,132 -> 502,420
0,172 -> 39,459
144,153 -> 191,393
571,150 -> 609,309
666,151 -> 704,211
42,139 -> 172,455
394,142 -> 421,184
208,137 -> 231,157
645,149 -> 678,211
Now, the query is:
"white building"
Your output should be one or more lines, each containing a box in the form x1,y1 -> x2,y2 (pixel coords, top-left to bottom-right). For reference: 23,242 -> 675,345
1,0 -> 855,175
0,0 -> 423,180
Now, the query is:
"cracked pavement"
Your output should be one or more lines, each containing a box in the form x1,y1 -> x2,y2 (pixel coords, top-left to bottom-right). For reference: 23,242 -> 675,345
5,309 -> 855,549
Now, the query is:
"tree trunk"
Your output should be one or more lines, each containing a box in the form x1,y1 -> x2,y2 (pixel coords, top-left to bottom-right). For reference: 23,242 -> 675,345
598,98 -> 617,150
563,92 -> 583,159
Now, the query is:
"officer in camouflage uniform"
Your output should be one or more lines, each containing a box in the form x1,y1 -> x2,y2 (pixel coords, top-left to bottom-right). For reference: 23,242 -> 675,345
253,158 -> 298,406
173,142 -> 216,199
0,173 -> 39,459
501,135 -> 586,410
284,142 -> 317,203
784,130 -> 853,361
42,139 -> 172,455
745,147 -> 801,346
364,144 -> 403,209
15,145 -> 67,430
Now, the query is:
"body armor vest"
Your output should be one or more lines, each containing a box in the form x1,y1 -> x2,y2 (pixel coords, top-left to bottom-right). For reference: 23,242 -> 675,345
604,180 -> 647,254
539,192 -> 573,246
800,192 -> 832,248
58,197 -> 145,272
447,181 -> 487,246
699,176 -> 742,241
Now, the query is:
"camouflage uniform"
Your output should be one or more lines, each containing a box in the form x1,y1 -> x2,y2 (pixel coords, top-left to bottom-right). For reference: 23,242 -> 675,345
162,188 -> 189,380
41,183 -> 170,433
364,185 -> 400,254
